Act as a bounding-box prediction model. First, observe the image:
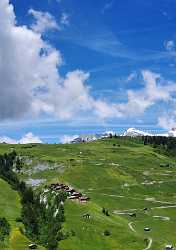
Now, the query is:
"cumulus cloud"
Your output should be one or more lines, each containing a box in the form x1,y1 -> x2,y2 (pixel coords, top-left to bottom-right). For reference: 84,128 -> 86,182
93,100 -> 122,119
0,0 -> 108,122
19,132 -> 42,144
91,70 -> 176,120
28,8 -> 59,33
0,132 -> 42,144
116,70 -> 176,117
0,0 -> 93,121
32,70 -> 95,120
0,0 -> 62,119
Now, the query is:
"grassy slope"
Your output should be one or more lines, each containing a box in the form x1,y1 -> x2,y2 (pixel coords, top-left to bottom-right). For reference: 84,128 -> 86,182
0,138 -> 176,249
0,175 -> 45,249
0,178 -> 31,250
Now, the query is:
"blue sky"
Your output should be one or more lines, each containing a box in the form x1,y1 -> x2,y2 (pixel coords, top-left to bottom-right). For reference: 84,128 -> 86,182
1,0 -> 176,142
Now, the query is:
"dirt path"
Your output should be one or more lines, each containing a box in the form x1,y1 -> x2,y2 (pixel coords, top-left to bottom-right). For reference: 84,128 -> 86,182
113,208 -> 139,214
87,191 -> 176,205
128,222 -> 136,232
151,205 -> 176,210
128,222 -> 152,250
143,238 -> 152,250
113,204 -> 176,214
153,215 -> 170,221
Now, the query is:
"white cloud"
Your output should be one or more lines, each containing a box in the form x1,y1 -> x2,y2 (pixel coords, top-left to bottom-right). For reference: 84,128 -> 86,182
0,0 -> 62,119
0,136 -> 17,144
0,132 -> 42,144
29,9 -> 70,34
19,132 -> 42,144
34,70 -> 94,120
116,70 -> 176,117
28,8 -> 59,33
164,40 -> 175,52
158,116 -> 176,130
60,134 -> 79,144
60,12 -> 70,26
126,72 -> 137,82
0,0 -> 93,121
93,100 -> 122,119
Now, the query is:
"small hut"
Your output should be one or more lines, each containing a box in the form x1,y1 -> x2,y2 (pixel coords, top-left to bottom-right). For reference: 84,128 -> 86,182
72,192 -> 82,197
79,197 -> 90,203
69,195 -> 79,200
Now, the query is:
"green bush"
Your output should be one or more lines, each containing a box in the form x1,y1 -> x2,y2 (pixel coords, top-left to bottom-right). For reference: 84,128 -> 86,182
0,217 -> 10,241
104,230 -> 111,236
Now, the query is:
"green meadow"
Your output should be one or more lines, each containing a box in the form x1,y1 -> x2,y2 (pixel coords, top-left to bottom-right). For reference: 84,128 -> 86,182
0,137 -> 176,249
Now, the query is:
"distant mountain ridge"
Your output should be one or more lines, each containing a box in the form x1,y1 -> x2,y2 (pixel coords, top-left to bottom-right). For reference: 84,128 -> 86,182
70,127 -> 176,144
71,131 -> 115,143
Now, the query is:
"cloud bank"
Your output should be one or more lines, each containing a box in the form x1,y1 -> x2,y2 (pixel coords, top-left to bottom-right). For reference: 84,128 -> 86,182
0,132 -> 42,144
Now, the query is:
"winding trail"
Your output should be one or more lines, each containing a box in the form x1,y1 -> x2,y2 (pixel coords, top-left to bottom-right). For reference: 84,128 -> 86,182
128,222 -> 136,232
151,205 -> 176,210
113,204 -> 176,215
87,191 -> 176,205
143,238 -> 153,250
128,222 -> 153,250
153,215 -> 170,221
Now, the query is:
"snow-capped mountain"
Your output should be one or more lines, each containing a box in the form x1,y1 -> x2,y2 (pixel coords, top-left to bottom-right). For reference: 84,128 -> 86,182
123,128 -> 152,137
71,135 -> 99,143
123,127 -> 176,137
71,131 -> 116,143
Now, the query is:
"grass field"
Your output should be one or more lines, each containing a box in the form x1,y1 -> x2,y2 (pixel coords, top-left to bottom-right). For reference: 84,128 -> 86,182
0,178 -> 45,250
0,137 -> 176,249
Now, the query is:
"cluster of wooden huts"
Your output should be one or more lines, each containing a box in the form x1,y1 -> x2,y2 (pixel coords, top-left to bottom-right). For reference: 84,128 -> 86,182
49,183 -> 90,203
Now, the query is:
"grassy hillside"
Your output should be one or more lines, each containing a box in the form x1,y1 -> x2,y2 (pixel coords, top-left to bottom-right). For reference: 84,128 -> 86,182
0,137 -> 176,249
0,178 -> 45,250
